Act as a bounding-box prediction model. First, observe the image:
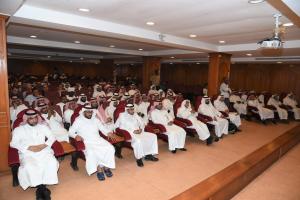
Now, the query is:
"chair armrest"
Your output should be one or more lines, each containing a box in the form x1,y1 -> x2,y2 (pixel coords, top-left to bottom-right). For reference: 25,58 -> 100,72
115,128 -> 132,141
69,137 -> 85,151
8,146 -> 20,166
51,141 -> 65,157
197,113 -> 213,123
175,117 -> 193,126
173,119 -> 187,128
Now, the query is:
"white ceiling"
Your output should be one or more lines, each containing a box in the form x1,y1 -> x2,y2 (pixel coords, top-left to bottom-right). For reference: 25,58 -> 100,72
1,0 -> 300,63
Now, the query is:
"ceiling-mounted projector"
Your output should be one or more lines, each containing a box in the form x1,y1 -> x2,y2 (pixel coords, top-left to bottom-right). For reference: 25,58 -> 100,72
258,14 -> 284,49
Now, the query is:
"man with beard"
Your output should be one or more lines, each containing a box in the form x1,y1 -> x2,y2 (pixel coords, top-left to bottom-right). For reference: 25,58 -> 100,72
69,104 -> 116,181
115,104 -> 159,167
10,109 -> 59,200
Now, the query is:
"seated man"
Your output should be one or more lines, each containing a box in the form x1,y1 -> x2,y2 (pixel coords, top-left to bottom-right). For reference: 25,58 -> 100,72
267,94 -> 288,121
63,99 -> 77,127
198,96 -> 229,138
134,94 -> 150,125
283,93 -> 300,120
214,95 -> 242,130
229,91 -> 248,116
38,103 -> 69,142
10,109 -> 59,200
68,104 -> 116,181
115,104 -> 159,167
105,98 -> 119,120
150,101 -> 187,153
10,96 -> 28,124
177,100 -> 213,145
162,94 -> 176,118
247,94 -> 275,123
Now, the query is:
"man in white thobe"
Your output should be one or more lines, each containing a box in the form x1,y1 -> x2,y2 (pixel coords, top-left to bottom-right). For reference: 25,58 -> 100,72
177,100 -> 213,145
38,103 -> 69,142
267,95 -> 288,121
105,98 -> 119,120
150,101 -> 187,153
229,92 -> 247,115
69,104 -> 116,181
134,94 -> 150,125
247,94 -> 275,123
162,95 -> 176,118
219,78 -> 232,107
115,104 -> 159,167
198,96 -> 229,138
10,109 -> 59,200
283,93 -> 300,120
214,95 -> 242,129
10,96 -> 28,124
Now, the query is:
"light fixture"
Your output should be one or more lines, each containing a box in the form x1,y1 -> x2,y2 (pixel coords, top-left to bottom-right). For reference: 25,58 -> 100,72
109,45 -> 115,48
30,35 -> 37,38
170,56 -> 175,59
219,40 -> 226,44
246,53 -> 252,56
138,48 -> 143,51
189,34 -> 197,38
277,61 -> 282,64
47,56 -> 51,58
69,60 -> 73,63
74,41 -> 80,44
170,62 -> 173,65
80,57 -> 84,60
248,0 -> 265,4
283,22 -> 294,27
146,21 -> 155,26
196,62 -> 200,64
78,8 -> 90,12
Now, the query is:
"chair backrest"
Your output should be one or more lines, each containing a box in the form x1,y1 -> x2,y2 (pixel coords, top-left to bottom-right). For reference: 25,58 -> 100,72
195,96 -> 203,111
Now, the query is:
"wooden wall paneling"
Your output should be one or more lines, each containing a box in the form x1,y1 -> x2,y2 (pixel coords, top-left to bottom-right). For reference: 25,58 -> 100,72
0,15 -> 10,172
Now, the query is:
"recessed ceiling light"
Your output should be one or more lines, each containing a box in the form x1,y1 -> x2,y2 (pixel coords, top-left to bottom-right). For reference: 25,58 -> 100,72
80,57 -> 84,60
196,62 -> 200,64
138,48 -> 143,51
219,40 -> 226,44
74,41 -> 80,44
170,62 -> 173,65
78,8 -> 90,12
189,34 -> 197,38
246,53 -> 252,56
277,61 -> 282,64
248,0 -> 265,4
170,56 -> 175,59
47,56 -> 51,58
146,21 -> 155,26
283,22 -> 294,27
69,60 -> 73,63
30,35 -> 37,38
109,45 -> 115,48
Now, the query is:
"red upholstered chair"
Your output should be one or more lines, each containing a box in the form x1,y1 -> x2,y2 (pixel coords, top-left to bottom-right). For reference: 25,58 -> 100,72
8,109 -> 65,187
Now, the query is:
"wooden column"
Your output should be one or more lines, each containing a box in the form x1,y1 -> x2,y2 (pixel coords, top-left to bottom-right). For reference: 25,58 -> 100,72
142,57 -> 161,90
207,53 -> 231,96
0,15 -> 10,172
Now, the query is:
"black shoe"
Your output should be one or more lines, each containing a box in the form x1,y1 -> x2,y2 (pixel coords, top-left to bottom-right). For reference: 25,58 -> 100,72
36,188 -> 44,200
206,136 -> 213,146
178,148 -> 187,151
272,120 -> 277,124
236,128 -> 242,132
43,188 -> 51,200
145,155 -> 159,162
171,150 -> 177,154
262,120 -> 267,125
214,137 -> 219,142
136,159 -> 144,167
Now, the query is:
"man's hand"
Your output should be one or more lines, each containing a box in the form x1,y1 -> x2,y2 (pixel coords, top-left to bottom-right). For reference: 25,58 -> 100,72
107,132 -> 117,142
28,144 -> 47,152
75,135 -> 83,141
168,121 -> 173,125
214,117 -> 217,121
134,129 -> 142,134
106,117 -> 112,123
191,110 -> 196,114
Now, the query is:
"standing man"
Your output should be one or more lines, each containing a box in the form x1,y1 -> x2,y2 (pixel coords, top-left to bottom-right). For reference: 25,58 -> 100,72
219,78 -> 232,108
